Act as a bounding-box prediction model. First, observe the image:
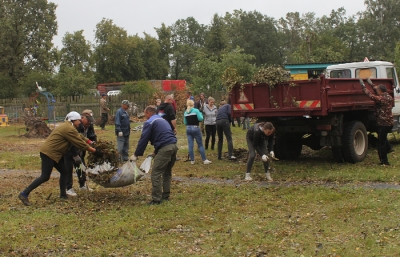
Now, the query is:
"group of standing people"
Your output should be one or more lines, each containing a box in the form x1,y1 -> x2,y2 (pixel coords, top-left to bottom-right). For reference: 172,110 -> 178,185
184,92 -> 275,182
182,92 -> 236,165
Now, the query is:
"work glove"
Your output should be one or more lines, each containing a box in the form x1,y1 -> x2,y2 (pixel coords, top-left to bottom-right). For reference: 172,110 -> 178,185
269,151 -> 275,158
93,149 -> 103,157
359,78 -> 366,89
367,78 -> 374,86
261,154 -> 269,162
118,132 -> 123,137
130,155 -> 137,161
72,155 -> 82,165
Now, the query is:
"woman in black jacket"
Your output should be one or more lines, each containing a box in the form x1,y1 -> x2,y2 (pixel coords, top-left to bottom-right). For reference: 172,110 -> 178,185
245,122 -> 275,181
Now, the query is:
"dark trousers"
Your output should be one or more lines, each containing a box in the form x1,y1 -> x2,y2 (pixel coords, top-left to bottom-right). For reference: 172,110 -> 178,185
216,119 -> 234,158
23,152 -> 68,197
378,125 -> 392,164
100,113 -> 108,128
231,117 -> 241,127
151,144 -> 178,202
246,136 -> 269,173
65,151 -> 87,189
205,125 -> 216,150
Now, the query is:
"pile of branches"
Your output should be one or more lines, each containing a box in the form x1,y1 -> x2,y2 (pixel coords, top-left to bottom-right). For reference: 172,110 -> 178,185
21,111 -> 51,138
87,140 -> 120,184
222,67 -> 244,92
252,66 -> 293,88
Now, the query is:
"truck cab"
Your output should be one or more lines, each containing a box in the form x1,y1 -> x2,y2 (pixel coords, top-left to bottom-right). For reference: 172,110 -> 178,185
326,61 -> 400,132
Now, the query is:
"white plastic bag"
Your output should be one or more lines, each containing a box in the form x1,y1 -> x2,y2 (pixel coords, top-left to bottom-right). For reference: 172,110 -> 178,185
139,156 -> 153,173
91,161 -> 144,188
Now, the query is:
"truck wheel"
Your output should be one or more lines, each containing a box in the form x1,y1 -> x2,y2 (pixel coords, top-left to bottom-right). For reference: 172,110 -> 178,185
342,121 -> 368,163
275,133 -> 302,160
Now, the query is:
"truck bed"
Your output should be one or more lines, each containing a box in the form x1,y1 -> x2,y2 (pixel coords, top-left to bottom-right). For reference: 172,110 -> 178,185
231,76 -> 394,118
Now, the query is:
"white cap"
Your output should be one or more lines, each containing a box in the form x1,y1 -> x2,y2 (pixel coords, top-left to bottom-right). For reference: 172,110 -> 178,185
65,111 -> 81,121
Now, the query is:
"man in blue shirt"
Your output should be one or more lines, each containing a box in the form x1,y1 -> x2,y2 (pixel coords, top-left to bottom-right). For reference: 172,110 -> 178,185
131,105 -> 178,205
115,100 -> 131,162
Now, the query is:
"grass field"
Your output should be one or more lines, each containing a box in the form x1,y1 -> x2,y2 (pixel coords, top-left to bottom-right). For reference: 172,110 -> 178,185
1,123 -> 400,256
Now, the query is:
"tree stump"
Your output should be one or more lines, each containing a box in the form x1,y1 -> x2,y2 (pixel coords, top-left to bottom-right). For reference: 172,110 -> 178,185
22,112 -> 52,138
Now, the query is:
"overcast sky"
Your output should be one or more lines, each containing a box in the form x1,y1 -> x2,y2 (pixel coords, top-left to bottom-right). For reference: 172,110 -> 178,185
50,0 -> 366,49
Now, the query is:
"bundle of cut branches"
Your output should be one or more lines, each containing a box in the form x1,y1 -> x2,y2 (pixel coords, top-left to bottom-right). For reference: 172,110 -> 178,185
252,66 -> 293,88
87,140 -> 120,184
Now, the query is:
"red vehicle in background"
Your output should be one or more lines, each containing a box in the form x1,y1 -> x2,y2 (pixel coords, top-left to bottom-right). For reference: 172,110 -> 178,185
230,70 -> 395,163
97,80 -> 186,95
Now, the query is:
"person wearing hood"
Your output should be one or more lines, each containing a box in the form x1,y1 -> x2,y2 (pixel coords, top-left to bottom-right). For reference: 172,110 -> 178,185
184,99 -> 212,165
157,95 -> 177,134
18,111 -> 103,206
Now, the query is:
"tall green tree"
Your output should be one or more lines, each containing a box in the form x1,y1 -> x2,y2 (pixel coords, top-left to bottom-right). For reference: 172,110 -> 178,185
155,23 -> 172,73
59,30 -> 93,74
169,17 -> 207,81
126,35 -> 146,81
192,52 -> 223,96
277,12 -> 304,62
205,13 -> 229,58
141,33 -> 169,80
220,47 -> 256,83
192,47 -> 256,95
359,0 -> 400,60
395,41 -> 400,66
0,0 -> 57,97
54,67 -> 95,97
224,10 -> 282,66
93,18 -> 131,83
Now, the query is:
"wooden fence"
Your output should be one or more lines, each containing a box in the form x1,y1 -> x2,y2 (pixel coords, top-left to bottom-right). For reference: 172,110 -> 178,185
0,90 -> 228,122
0,94 -> 150,121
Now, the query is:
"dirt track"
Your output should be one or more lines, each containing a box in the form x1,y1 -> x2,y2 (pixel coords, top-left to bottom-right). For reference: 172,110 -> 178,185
2,169 -> 400,190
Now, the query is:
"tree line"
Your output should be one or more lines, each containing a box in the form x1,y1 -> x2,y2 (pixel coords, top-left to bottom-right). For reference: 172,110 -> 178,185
0,0 -> 399,99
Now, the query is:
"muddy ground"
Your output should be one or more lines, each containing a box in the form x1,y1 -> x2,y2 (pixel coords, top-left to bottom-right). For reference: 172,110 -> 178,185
2,169 -> 400,191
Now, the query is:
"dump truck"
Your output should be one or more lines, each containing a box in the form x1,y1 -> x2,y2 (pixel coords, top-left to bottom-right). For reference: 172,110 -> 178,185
230,61 -> 399,163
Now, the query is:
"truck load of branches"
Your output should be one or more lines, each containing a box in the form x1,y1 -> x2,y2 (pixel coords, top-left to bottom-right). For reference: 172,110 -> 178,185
222,65 -> 294,91
252,66 -> 294,88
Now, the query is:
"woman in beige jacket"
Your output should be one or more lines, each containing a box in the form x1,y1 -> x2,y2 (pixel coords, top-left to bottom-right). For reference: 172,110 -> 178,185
18,112 -> 103,206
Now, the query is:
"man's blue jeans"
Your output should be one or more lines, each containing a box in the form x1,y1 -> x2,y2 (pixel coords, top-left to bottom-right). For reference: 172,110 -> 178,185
117,135 -> 130,162
186,125 -> 206,161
